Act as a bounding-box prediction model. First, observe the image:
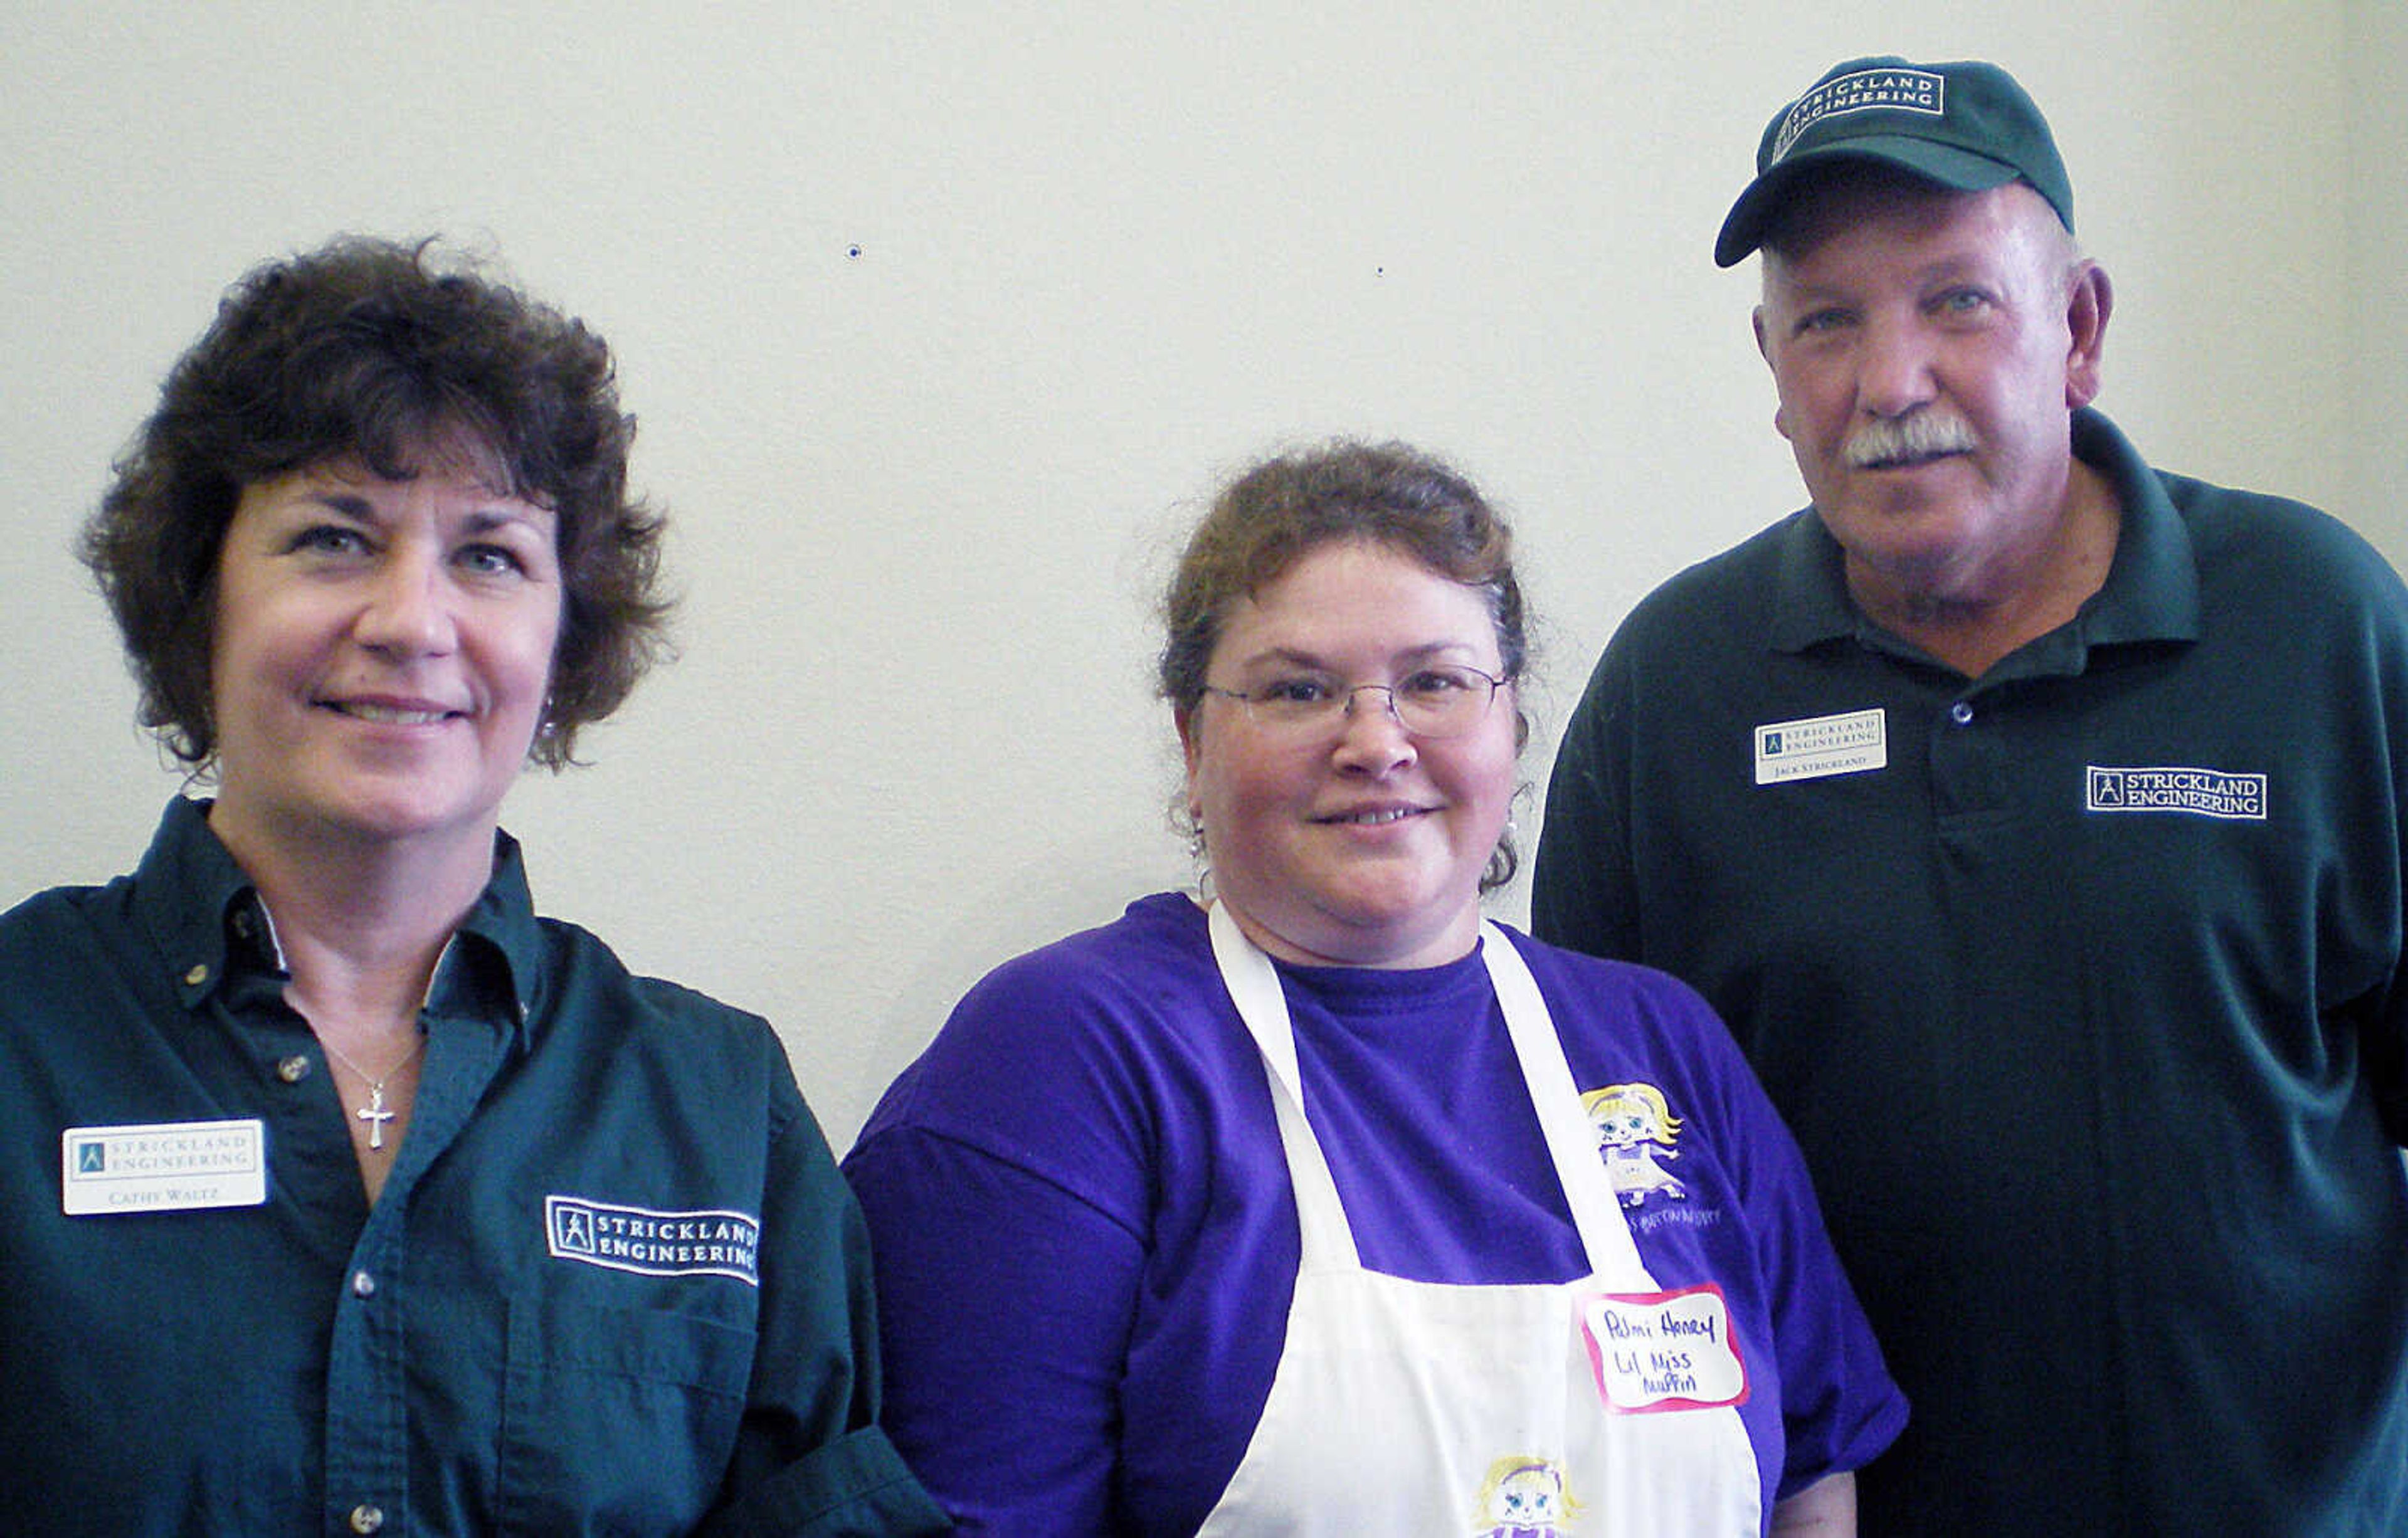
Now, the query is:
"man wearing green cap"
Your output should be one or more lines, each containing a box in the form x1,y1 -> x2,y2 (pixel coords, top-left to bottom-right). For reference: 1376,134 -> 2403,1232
1534,55 -> 2408,1535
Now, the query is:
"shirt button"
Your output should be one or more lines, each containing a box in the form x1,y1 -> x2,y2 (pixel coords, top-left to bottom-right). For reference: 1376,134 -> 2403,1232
1948,701 -> 1975,726
351,1270 -> 377,1298
277,1055 -> 312,1084
349,1505 -> 385,1534
184,963 -> 211,987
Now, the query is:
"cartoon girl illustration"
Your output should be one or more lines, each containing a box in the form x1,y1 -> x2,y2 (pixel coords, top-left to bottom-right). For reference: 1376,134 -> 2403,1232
1583,1082 -> 1687,1208
1470,1454 -> 1576,1536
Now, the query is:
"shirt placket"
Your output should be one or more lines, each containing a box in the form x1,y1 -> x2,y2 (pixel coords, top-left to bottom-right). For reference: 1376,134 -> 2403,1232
319,992 -> 512,1536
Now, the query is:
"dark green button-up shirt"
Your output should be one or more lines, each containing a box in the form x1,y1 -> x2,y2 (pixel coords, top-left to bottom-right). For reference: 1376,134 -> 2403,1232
0,796 -> 947,1536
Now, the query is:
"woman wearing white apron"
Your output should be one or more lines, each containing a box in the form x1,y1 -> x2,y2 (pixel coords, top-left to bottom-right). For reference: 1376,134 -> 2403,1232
850,441 -> 1906,1534
1201,898 -> 1761,1534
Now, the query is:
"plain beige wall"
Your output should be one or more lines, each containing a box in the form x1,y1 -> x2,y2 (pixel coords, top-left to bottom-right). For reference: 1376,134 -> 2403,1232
4,3 -> 2397,1143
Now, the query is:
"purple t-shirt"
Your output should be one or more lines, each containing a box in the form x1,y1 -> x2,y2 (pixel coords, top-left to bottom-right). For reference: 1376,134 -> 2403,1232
846,893 -> 1904,1533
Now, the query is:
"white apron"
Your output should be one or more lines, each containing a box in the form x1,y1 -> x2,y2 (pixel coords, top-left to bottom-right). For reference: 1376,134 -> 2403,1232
1196,903 -> 1761,1537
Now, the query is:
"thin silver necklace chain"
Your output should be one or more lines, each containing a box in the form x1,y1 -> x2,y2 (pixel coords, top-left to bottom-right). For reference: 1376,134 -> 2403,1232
319,1031 -> 426,1152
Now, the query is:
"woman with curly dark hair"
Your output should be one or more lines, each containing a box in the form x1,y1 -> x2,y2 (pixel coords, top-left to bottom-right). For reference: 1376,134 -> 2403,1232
0,236 -> 945,1537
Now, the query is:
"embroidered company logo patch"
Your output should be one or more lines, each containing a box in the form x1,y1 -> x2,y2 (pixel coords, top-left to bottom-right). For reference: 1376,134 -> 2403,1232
545,1195 -> 761,1285
2086,766 -> 2268,821
1754,708 -> 1886,786
1770,66 -> 1944,162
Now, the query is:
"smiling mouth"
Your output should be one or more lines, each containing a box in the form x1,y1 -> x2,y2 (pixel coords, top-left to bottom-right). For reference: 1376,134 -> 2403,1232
327,701 -> 458,725
1319,807 -> 1424,826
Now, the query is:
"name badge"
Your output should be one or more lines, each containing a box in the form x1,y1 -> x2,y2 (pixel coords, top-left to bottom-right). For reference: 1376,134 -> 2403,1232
61,1119 -> 268,1216
1580,1284 -> 1750,1414
1754,708 -> 1886,786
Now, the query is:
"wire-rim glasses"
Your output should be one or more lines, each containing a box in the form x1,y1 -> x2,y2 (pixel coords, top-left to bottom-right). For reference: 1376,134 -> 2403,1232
1201,663 -> 1511,740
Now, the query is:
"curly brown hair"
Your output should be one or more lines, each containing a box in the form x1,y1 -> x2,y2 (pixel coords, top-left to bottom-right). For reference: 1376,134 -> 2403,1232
79,235 -> 670,769
1158,439 -> 1531,891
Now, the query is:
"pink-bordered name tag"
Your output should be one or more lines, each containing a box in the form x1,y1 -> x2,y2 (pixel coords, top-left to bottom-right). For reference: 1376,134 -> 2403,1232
1580,1283 -> 1750,1414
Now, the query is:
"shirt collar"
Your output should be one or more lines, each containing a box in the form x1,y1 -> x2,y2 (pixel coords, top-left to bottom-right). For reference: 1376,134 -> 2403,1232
130,797 -> 265,1011
1766,406 -> 2201,661
129,796 -> 544,1043
2066,406 -> 2202,648
440,830 -> 546,1036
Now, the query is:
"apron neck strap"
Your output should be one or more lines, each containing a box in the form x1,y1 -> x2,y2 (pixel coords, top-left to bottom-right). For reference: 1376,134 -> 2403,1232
1208,898 -> 1360,1268
1477,921 -> 1648,1281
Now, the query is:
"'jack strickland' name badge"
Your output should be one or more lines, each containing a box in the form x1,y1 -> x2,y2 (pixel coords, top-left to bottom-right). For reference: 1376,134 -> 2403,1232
1754,708 -> 1888,786
61,1119 -> 268,1216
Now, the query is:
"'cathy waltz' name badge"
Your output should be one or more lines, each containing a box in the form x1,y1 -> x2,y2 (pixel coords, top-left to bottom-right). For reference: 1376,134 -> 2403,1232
61,1120 -> 268,1216
1580,1283 -> 1750,1414
1754,708 -> 1886,786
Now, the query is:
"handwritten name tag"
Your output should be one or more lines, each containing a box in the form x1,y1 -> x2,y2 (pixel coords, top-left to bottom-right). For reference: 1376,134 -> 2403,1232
1580,1284 -> 1750,1414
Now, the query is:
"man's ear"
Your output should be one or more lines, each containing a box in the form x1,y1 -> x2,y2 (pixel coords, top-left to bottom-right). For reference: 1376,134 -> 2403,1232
1753,306 -> 1792,441
2064,261 -> 2113,409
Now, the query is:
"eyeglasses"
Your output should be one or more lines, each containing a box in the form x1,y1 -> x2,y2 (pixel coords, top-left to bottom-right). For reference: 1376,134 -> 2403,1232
1201,664 -> 1511,740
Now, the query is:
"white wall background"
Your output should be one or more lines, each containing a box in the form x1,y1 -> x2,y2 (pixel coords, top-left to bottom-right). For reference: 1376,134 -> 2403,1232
6,3 -> 2402,1145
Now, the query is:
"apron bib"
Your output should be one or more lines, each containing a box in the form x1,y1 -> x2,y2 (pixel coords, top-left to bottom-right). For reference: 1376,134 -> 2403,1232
1196,903 -> 1761,1537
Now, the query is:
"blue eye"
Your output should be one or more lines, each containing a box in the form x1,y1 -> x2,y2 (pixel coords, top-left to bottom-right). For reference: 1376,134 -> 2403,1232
1930,287 -> 1997,321
457,544 -> 525,577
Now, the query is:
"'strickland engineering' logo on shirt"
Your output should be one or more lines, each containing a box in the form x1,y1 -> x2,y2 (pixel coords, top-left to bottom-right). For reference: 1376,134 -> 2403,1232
545,1194 -> 761,1285
2086,766 -> 2268,821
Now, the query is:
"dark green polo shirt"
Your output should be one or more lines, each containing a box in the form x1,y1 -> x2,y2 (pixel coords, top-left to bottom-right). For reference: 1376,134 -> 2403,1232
0,796 -> 946,1537
1534,408 -> 2408,1536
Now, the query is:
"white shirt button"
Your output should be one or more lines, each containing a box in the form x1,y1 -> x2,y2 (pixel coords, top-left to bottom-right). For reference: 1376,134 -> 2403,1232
277,1055 -> 311,1084
348,1504 -> 385,1533
1949,701 -> 1975,725
351,1270 -> 376,1298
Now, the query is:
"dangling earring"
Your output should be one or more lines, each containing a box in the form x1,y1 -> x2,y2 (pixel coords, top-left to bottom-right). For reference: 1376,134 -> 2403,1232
1186,813 -> 1213,900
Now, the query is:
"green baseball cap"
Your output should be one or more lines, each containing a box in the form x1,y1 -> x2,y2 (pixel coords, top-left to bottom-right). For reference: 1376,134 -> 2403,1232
1714,56 -> 2073,267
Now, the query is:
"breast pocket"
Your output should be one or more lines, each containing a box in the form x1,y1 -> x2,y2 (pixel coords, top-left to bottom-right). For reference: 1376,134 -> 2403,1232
497,1293 -> 757,1533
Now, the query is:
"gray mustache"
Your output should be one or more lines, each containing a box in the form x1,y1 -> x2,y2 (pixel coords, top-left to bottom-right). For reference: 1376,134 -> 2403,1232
1846,412 -> 1980,467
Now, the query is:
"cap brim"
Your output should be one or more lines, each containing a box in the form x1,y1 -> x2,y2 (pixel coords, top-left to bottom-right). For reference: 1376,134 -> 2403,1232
1713,138 -> 2025,266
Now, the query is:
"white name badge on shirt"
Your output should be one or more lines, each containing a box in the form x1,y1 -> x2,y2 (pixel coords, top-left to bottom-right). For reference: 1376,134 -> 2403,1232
1754,707 -> 1886,785
61,1119 -> 268,1215
1580,1284 -> 1750,1414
